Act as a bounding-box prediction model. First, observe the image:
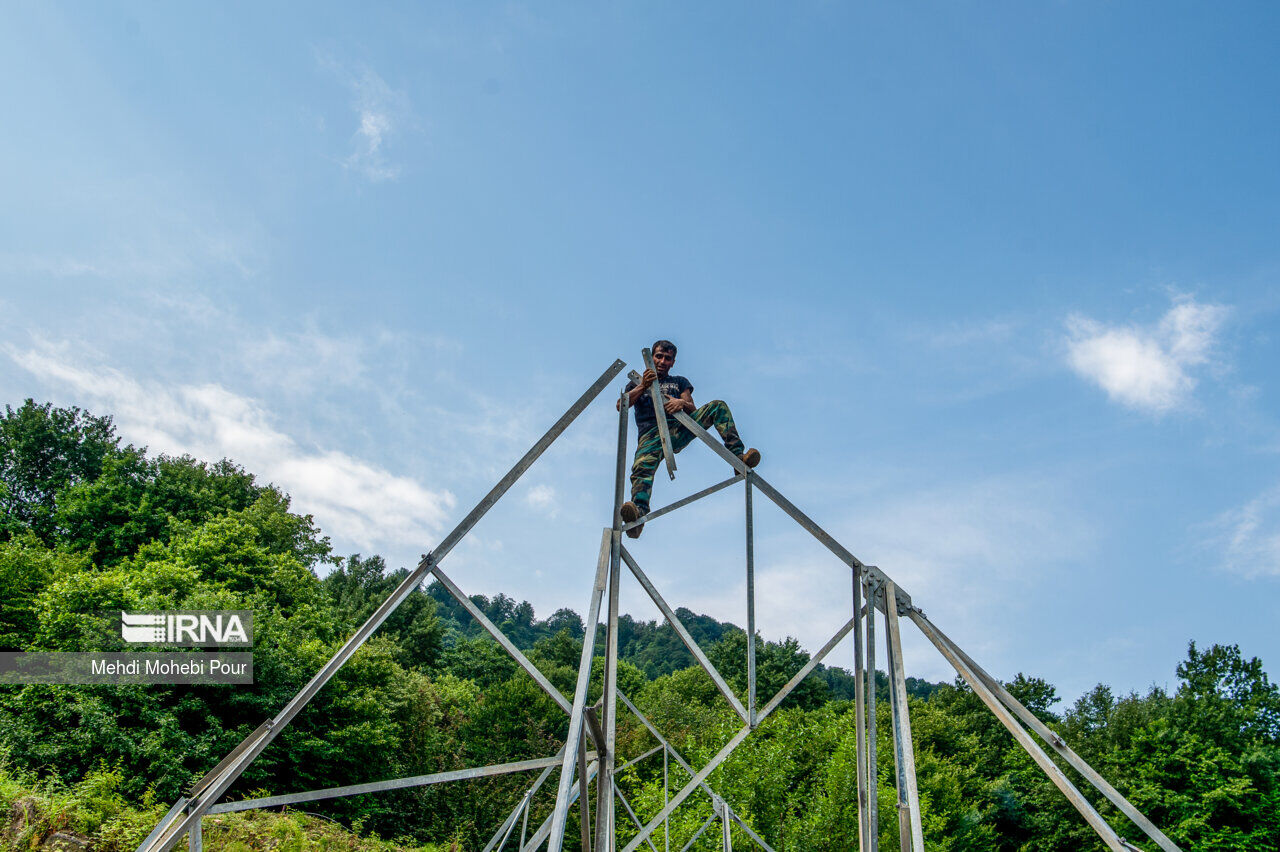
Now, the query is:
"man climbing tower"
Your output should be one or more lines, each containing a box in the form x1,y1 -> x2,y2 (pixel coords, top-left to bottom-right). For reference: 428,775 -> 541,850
619,339 -> 761,538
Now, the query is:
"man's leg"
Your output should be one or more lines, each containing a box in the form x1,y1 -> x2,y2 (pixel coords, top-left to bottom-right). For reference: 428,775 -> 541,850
688,400 -> 747,456
628,428 -> 664,516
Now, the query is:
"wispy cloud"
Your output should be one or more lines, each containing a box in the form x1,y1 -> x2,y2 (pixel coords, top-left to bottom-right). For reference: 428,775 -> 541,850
679,473 -> 1092,682
7,343 -> 456,558
319,55 -> 411,183
0,227 -> 257,283
917,318 -> 1019,349
1211,485 -> 1280,579
1064,296 -> 1229,414
524,484 -> 558,518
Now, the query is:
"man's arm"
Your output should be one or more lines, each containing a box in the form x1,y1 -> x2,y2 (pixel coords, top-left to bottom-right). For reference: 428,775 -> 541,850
663,388 -> 694,414
617,369 -> 657,411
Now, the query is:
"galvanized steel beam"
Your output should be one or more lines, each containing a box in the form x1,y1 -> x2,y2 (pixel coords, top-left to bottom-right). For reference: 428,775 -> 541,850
137,360 -> 626,852
745,481 -> 757,727
853,568 -> 870,852
620,546 -> 751,725
547,530 -> 614,852
641,349 -> 677,480
910,611 -> 1128,851
865,579 -> 880,851
206,754 -> 589,814
910,612 -> 1175,852
669,412 -> 909,610
621,475 -> 740,532
431,565 -> 572,715
728,810 -> 776,852
677,813 -> 718,852
884,582 -> 925,851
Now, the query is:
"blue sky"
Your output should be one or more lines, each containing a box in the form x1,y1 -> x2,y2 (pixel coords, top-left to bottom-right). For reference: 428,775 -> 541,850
2,2 -> 1278,704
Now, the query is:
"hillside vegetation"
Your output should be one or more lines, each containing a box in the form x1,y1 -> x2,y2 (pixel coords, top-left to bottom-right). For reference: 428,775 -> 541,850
1,400 -> 1276,850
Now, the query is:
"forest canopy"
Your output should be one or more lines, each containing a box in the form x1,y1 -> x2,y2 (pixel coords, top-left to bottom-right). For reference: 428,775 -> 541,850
1,399 -> 1276,850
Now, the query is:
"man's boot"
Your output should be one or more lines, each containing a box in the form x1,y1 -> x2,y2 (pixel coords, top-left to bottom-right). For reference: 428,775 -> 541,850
739,448 -> 761,469
620,501 -> 644,539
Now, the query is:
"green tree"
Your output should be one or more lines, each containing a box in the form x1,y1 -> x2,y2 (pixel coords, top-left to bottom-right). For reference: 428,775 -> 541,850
0,400 -> 121,543
322,554 -> 444,669
707,629 -> 831,711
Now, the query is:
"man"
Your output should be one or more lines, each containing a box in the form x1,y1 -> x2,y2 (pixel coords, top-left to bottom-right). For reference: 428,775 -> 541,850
618,339 -> 760,538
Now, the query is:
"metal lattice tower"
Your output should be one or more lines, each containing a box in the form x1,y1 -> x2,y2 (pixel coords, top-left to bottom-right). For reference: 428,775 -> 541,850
137,357 -> 1183,852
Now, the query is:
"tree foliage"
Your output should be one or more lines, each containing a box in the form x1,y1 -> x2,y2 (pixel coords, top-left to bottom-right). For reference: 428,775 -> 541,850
1,400 -> 1274,849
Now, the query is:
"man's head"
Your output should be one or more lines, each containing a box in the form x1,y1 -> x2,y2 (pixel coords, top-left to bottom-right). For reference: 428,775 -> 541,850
651,339 -> 677,377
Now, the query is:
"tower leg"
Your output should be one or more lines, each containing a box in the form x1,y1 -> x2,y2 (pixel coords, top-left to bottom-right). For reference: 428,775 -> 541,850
865,580 -> 880,851
853,568 -> 869,852
884,582 -> 925,851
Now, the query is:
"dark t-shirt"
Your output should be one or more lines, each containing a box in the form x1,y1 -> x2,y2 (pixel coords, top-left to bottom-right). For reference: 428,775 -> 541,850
625,374 -> 693,436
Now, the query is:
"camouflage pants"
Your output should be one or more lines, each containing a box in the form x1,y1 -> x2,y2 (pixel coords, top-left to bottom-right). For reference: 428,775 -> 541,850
630,399 -> 746,514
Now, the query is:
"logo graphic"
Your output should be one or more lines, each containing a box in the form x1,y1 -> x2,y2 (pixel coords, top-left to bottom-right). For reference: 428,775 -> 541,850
119,611 -> 252,647
120,612 -> 167,643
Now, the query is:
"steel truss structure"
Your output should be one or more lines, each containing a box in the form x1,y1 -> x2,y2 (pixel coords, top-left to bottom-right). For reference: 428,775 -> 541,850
137,358 -> 1184,852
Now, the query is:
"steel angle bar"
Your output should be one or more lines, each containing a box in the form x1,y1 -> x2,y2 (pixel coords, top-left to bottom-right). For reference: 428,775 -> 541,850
614,781 -> 661,852
621,476 -> 740,531
207,755 -> 587,814
910,614 -> 1129,852
547,530 -> 614,852
620,547 -> 750,724
722,800 -> 733,852
864,580 -> 880,851
432,358 -> 627,565
187,721 -> 270,797
495,798 -> 525,852
138,360 -> 626,852
668,412 -> 908,610
620,726 -> 753,852
640,351 -> 678,480
853,570 -> 870,852
910,614 -> 1181,852
485,803 -> 524,852
745,481 -> 757,728
525,760 -> 600,852
483,748 -> 566,852
188,819 -> 201,852
617,692 -> 715,801
596,385 -> 631,851
432,566 -> 572,715
619,695 -> 769,851
883,619 -> 910,852
664,748 -> 670,852
485,793 -> 531,852
578,728 -> 592,852
620,633 -> 843,852
728,811 -> 776,852
757,616 -> 857,722
597,539 -> 622,851
884,583 -> 925,852
678,813 -> 719,852
137,797 -> 188,852
584,707 -> 607,763
619,744 -> 665,773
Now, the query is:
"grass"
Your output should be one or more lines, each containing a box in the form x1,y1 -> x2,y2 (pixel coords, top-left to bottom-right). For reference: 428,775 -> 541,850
0,760 -> 453,852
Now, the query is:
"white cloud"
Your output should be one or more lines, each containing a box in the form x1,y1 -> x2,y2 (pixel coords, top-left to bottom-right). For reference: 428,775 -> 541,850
524,484 -> 558,517
1064,297 -> 1229,414
678,474 -> 1092,683
1212,485 -> 1280,578
0,227 -> 257,283
7,344 -> 456,558
319,57 -> 410,182
919,318 -> 1019,348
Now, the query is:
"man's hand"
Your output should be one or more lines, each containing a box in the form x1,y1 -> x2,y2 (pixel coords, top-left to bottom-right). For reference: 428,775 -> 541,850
640,368 -> 657,390
663,396 -> 685,414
